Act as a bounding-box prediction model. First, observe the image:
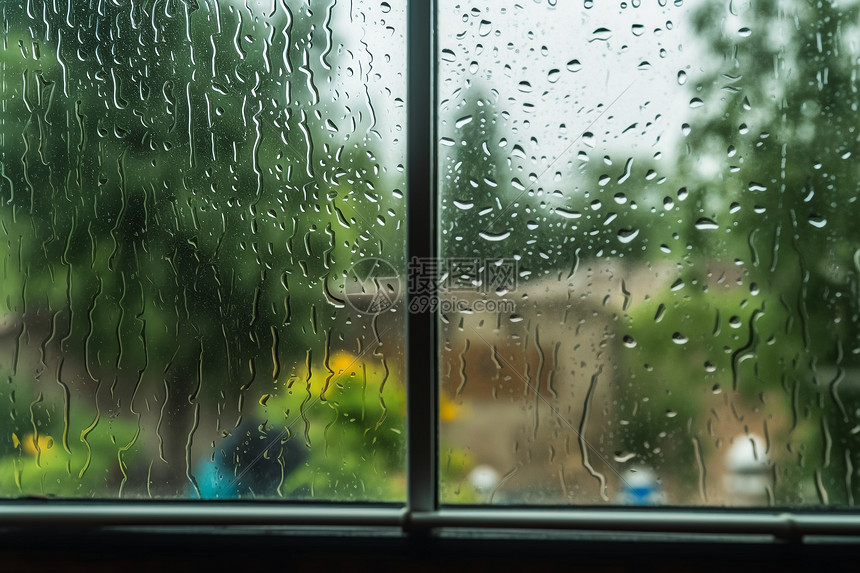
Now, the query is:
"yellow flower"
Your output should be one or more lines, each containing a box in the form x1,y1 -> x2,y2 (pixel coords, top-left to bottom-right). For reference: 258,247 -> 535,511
439,394 -> 460,422
329,351 -> 360,377
19,433 -> 54,455
278,352 -> 361,400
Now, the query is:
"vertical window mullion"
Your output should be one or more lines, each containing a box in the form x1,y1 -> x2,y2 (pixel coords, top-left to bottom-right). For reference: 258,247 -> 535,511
406,0 -> 438,520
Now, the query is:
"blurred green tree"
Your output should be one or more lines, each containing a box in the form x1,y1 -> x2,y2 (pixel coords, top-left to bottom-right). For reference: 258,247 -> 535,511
0,0 -> 405,499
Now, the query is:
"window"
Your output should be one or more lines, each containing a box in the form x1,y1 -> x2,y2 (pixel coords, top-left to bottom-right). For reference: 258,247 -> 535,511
436,0 -> 860,510
1,0 -> 860,541
1,0 -> 406,501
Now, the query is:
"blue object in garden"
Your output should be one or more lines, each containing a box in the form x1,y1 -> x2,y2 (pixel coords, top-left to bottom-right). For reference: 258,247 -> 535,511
191,421 -> 307,499
620,467 -> 663,506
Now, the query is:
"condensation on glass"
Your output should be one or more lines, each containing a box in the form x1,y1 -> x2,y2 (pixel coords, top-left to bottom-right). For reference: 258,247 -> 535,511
438,0 -> 860,506
0,0 -> 406,499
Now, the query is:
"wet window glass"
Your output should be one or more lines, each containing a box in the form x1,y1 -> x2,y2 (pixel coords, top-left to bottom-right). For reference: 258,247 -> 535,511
438,0 -> 860,506
0,0 -> 406,500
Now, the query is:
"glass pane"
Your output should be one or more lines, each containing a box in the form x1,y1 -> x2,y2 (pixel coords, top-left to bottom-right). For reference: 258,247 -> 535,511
438,0 -> 860,506
0,0 -> 406,500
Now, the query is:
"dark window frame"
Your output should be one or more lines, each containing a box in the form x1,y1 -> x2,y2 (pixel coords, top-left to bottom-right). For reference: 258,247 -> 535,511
0,0 -> 859,545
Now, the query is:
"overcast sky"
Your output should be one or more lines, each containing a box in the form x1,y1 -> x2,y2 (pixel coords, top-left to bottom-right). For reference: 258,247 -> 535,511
436,0 -> 720,171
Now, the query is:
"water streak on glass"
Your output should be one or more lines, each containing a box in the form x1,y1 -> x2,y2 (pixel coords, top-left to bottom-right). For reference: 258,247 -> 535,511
438,0 -> 860,506
0,0 -> 406,500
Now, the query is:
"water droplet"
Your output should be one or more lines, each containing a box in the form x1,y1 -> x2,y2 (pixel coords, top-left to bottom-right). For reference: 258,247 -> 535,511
479,230 -> 512,242
478,20 -> 492,36
694,218 -> 719,231
665,410 -> 678,418
623,335 -> 637,348
677,70 -> 687,85
704,361 -> 717,373
598,174 -> 611,186
672,333 -> 689,345
808,214 -> 827,228
689,98 -> 704,108
518,81 -> 532,93
748,182 -> 767,192
617,228 -> 640,244
547,68 -> 561,83
663,197 -> 674,210
681,123 -> 691,136
567,59 -> 583,72
614,452 -> 637,463
555,208 -> 582,219
631,24 -> 645,36
738,27 -> 752,37
729,316 -> 742,328
590,28 -> 612,42
455,115 -> 473,128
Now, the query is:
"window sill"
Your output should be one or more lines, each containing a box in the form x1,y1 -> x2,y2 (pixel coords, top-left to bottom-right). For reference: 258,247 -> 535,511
0,508 -> 858,571
2,499 -> 859,539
